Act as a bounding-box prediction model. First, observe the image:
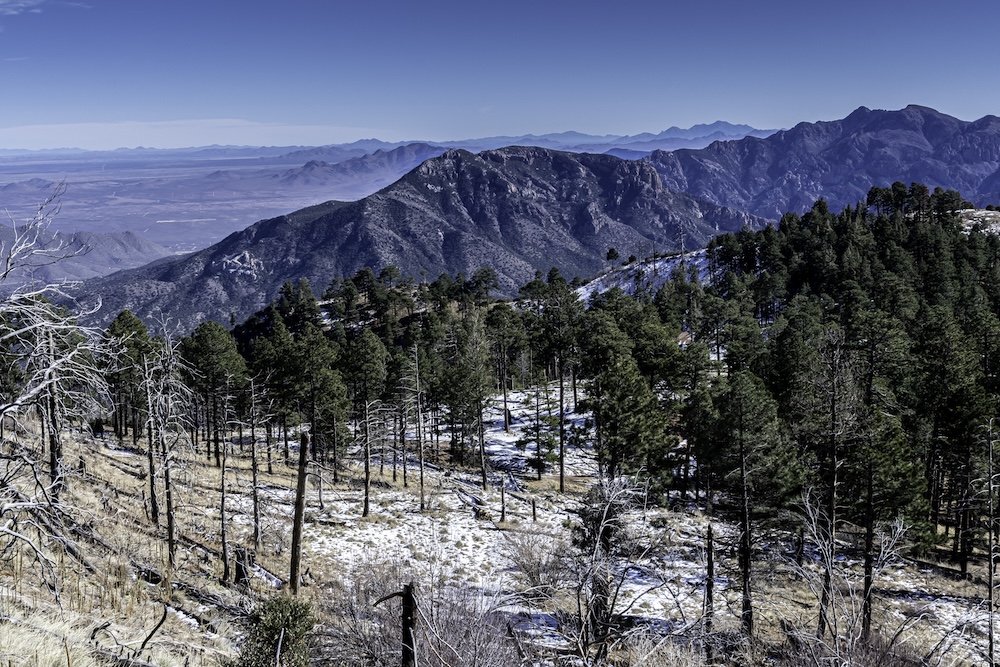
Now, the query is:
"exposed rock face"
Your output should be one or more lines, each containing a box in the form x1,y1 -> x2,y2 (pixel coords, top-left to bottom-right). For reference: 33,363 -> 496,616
646,105 -> 1000,219
75,147 -> 765,330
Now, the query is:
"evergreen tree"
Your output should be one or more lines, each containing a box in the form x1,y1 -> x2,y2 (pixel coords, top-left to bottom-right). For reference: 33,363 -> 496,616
485,302 -> 527,432
713,370 -> 802,638
346,328 -> 388,517
580,310 -> 667,481
104,309 -> 153,444
181,321 -> 247,467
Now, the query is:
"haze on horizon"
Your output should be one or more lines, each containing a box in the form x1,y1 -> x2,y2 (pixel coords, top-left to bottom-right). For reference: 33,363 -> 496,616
0,0 -> 997,151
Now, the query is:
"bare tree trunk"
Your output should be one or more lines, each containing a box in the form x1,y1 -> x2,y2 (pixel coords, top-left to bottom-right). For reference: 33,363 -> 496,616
143,376 -> 159,527
44,328 -> 65,499
315,465 -> 324,511
220,437 -> 230,583
705,524 -> 715,663
331,413 -> 339,484
817,469 -> 836,639
536,382 -> 544,481
392,410 -> 398,483
415,347 -> 425,511
738,436 -> 754,639
46,391 -> 64,500
132,405 -> 140,450
363,402 -> 372,518
213,395 -> 221,467
862,467 -> 875,642
558,359 -> 565,493
379,411 -> 386,477
501,353 -> 510,432
817,332 -> 850,640
479,398 -> 488,491
282,415 -> 289,465
290,432 -> 309,594
147,422 -> 158,526
402,583 -> 416,667
162,433 -> 176,568
250,402 -> 261,551
266,422 -> 273,475
401,408 -> 408,488
500,481 -> 506,523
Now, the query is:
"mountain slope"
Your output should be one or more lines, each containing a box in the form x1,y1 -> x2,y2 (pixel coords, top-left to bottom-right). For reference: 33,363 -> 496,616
646,105 -> 1000,219
0,224 -> 173,285
75,147 -> 765,329
0,143 -> 449,254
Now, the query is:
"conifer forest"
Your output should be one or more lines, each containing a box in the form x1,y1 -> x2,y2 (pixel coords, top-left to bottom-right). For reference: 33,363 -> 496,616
6,183 -> 1000,666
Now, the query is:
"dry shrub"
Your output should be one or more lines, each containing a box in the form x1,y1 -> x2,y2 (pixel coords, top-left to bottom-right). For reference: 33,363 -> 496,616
775,627 -> 925,667
617,635 -> 708,667
313,556 -> 523,667
500,527 -> 571,601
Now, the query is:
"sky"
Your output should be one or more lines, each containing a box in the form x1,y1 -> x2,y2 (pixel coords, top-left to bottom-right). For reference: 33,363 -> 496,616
0,0 -> 998,150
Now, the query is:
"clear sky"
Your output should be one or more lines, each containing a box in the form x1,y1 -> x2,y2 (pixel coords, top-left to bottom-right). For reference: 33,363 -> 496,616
0,0 -> 998,150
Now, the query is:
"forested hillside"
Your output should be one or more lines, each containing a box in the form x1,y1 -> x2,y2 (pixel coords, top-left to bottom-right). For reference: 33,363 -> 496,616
73,146 -> 766,331
6,182 -> 1000,666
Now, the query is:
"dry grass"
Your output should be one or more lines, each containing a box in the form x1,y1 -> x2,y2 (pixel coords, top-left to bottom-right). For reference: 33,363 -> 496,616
2,421 -> 997,666
0,427 -> 265,666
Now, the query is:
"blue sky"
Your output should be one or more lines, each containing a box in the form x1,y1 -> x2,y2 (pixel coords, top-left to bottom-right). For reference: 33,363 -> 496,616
0,0 -> 997,150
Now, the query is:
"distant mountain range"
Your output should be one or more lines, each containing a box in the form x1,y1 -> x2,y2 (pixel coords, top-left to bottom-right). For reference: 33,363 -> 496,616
0,224 -> 171,286
0,121 -> 772,270
0,121 -> 776,160
74,147 -> 765,329
0,143 -> 451,254
647,105 -> 1000,219
16,104 -> 1000,330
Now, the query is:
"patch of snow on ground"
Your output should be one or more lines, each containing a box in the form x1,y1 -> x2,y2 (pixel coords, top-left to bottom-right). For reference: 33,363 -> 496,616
577,250 -> 709,303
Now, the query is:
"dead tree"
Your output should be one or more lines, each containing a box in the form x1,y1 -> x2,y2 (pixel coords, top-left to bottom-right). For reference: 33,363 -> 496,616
140,330 -> 192,569
361,400 -> 382,518
374,583 -> 417,667
290,431 -> 310,594
245,374 -> 272,550
0,185 -> 111,591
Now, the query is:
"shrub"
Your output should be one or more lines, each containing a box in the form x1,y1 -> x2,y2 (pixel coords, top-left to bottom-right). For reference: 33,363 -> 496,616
226,596 -> 314,667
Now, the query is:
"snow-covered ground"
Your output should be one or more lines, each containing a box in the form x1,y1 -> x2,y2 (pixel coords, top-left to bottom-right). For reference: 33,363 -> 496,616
576,250 -> 709,303
213,382 -> 999,663
959,208 -> 1000,235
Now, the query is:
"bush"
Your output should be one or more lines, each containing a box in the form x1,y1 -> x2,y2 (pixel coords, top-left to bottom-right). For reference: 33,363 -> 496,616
226,596 -> 314,667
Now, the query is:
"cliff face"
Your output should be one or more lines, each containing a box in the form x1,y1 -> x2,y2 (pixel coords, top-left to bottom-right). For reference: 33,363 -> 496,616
75,146 -> 765,330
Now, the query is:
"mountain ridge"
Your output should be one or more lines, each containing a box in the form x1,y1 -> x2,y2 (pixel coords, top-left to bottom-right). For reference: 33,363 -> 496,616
0,224 -> 173,286
646,105 -> 1000,219
74,147 -> 766,330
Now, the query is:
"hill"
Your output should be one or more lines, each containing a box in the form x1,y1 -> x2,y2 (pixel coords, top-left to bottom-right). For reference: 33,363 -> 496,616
9,189 -> 1000,667
0,222 -> 173,285
73,147 -> 765,329
647,105 -> 1000,219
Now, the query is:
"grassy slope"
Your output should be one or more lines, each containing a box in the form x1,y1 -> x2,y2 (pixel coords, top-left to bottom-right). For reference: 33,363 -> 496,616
0,391 -> 993,666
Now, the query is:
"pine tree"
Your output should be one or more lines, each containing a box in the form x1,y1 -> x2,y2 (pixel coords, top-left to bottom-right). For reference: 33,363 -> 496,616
347,328 -> 387,517
713,370 -> 802,638
181,321 -> 247,467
